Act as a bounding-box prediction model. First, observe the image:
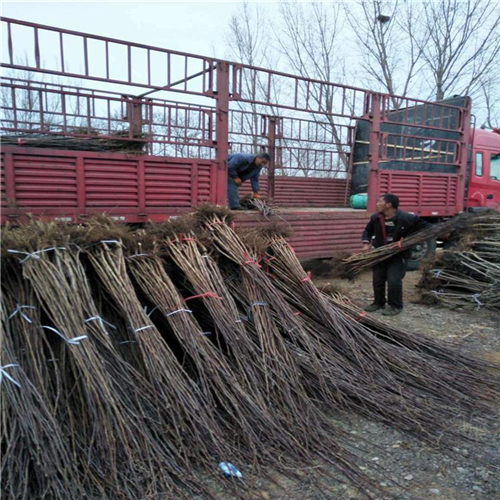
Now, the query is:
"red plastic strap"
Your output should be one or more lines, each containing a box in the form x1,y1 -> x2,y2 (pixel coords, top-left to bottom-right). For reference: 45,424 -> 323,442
242,254 -> 262,268
379,214 -> 387,245
243,260 -> 262,268
180,237 -> 195,242
301,271 -> 312,282
185,292 -> 221,301
355,311 -> 368,322
265,256 -> 276,263
293,312 -> 301,316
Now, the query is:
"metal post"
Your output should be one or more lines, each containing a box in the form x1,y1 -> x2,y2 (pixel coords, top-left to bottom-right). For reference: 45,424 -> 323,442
344,125 -> 355,206
214,61 -> 230,206
267,116 -> 277,203
124,95 -> 143,137
458,98 -> 472,213
367,93 -> 381,212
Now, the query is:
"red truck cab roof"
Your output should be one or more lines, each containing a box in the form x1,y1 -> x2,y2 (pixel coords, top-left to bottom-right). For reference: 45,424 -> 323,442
472,128 -> 500,150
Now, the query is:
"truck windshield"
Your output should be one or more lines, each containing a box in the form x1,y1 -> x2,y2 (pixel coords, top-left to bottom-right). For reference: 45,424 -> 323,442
491,153 -> 500,181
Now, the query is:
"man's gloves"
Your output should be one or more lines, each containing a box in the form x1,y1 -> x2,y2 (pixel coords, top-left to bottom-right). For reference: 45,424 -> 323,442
234,178 -> 243,186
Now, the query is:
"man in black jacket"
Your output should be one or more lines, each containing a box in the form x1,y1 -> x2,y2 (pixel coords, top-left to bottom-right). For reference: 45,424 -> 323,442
361,193 -> 428,316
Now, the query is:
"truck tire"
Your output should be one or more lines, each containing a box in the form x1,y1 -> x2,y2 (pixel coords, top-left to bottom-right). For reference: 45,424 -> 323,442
405,238 -> 437,271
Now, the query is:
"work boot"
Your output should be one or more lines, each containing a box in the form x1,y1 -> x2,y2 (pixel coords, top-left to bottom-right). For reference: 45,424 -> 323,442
364,303 -> 384,312
381,306 -> 402,317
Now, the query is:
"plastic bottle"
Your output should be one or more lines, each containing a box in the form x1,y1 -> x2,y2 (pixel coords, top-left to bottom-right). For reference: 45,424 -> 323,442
218,462 -> 243,478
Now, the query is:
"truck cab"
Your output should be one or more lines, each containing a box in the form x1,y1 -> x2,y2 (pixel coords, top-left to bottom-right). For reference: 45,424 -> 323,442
467,129 -> 500,210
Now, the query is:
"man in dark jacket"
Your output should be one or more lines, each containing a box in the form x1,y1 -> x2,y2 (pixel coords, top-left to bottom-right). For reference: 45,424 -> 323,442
227,152 -> 270,210
361,193 -> 428,316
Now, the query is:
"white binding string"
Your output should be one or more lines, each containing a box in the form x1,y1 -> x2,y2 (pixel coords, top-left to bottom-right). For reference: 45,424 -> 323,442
85,316 -> 117,330
472,293 -> 483,308
8,247 -> 66,264
99,240 -> 122,245
39,325 -> 87,345
134,325 -> 154,333
246,301 -> 268,320
166,308 -> 192,317
0,364 -> 22,387
8,304 -> 37,323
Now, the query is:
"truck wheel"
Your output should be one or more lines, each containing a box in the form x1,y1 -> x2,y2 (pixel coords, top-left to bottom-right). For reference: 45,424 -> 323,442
405,238 -> 437,271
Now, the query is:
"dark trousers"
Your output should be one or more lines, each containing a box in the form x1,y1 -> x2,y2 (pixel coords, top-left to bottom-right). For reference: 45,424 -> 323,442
372,256 -> 407,309
227,177 -> 241,209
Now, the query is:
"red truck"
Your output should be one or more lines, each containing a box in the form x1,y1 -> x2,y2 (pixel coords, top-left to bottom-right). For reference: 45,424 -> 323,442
1,18 -> 499,266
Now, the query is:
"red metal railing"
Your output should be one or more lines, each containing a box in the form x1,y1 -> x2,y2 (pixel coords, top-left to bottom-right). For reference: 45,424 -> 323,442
2,17 -> 216,96
1,78 -> 216,157
230,64 -> 371,118
1,16 -> 472,211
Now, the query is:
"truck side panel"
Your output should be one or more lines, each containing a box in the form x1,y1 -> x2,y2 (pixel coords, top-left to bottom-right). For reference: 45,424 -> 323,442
1,147 -> 220,223
235,211 -> 369,259
1,146 -> 352,223
239,176 -> 349,207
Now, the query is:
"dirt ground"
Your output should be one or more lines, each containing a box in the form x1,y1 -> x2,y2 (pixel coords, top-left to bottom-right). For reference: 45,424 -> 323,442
212,270 -> 499,500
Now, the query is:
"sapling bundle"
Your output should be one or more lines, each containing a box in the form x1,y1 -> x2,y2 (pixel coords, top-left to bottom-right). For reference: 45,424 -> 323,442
193,210 -> 384,492
338,213 -> 480,279
1,288 -> 83,500
83,237 -> 232,477
419,212 -> 500,310
2,227 -> 193,498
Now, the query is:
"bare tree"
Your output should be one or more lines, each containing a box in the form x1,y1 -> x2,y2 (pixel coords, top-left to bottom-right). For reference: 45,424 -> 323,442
224,1 -> 317,179
224,1 -> 273,153
346,0 -> 500,109
345,0 -> 426,102
419,0 -> 500,102
479,74 -> 500,130
275,1 -> 352,175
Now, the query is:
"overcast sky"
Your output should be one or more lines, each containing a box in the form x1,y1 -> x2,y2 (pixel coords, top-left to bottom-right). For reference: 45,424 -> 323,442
2,1 -> 267,60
